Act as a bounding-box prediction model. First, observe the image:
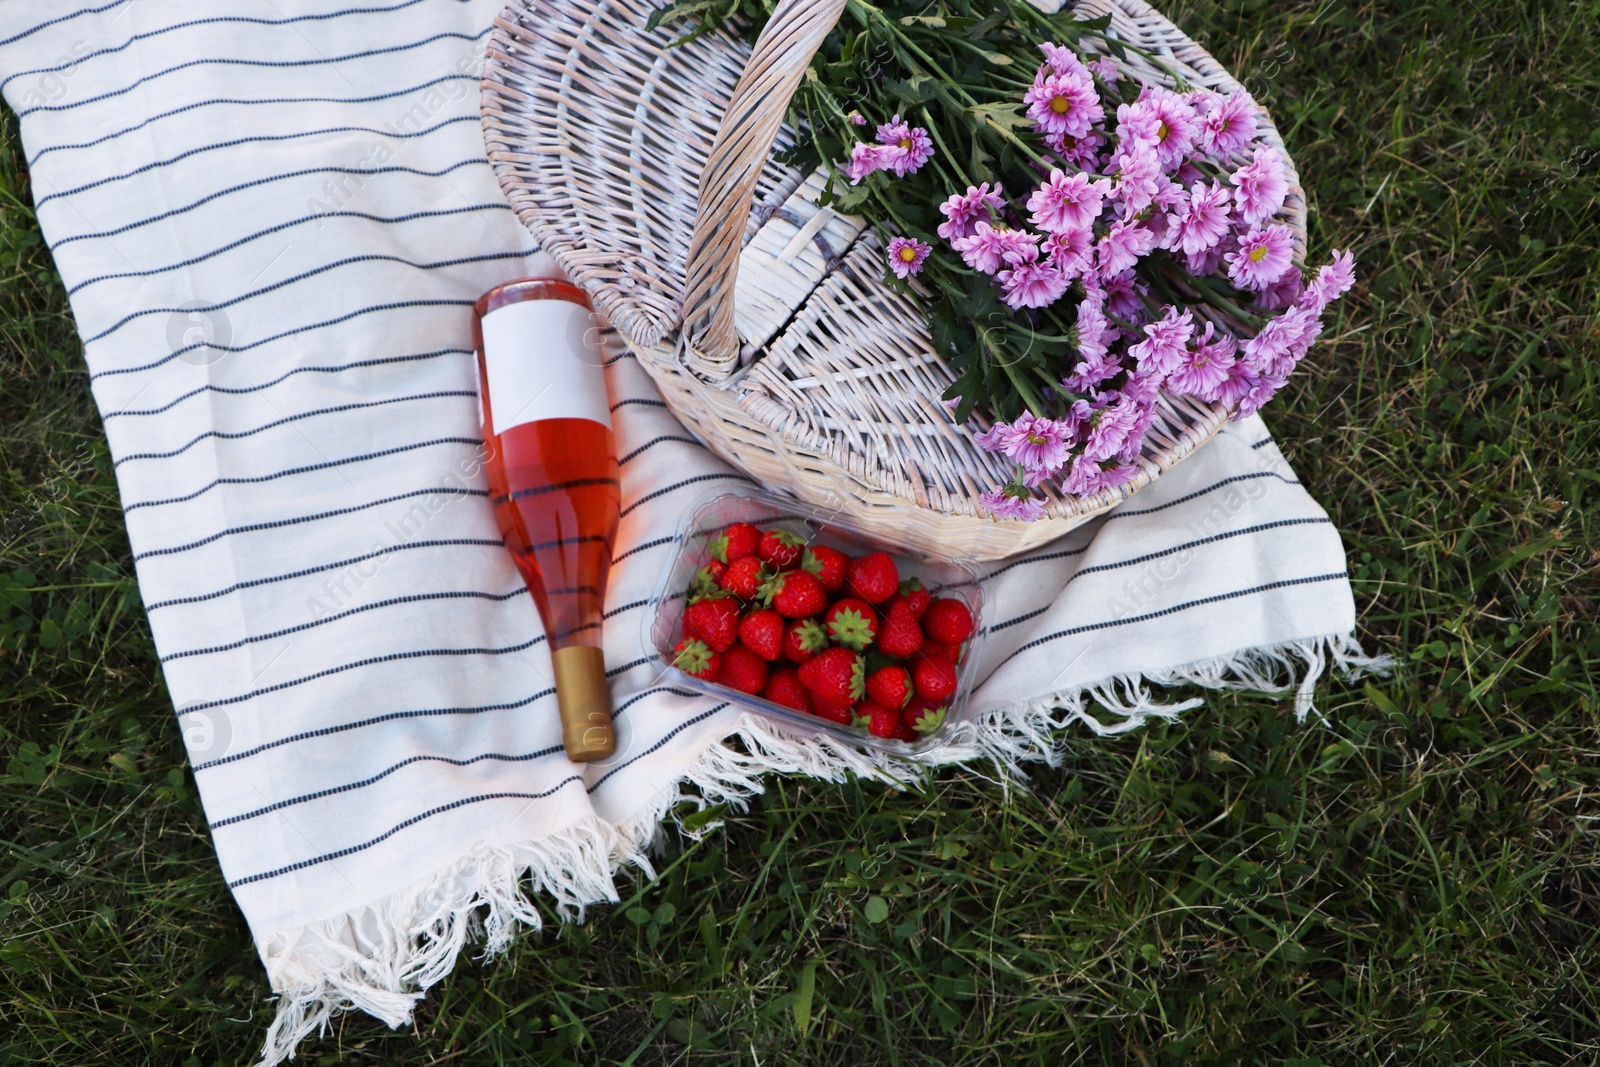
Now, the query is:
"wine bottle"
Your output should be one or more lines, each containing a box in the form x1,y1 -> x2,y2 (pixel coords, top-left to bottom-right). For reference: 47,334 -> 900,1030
473,278 -> 619,762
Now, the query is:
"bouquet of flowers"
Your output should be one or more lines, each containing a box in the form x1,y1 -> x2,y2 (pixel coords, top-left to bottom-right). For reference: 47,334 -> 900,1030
654,0 -> 1355,520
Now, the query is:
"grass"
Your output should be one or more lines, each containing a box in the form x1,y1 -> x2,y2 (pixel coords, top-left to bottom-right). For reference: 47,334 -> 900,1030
1,0 -> 1597,1063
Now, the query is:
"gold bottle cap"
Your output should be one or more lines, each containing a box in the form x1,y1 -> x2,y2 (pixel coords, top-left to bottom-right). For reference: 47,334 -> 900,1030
551,645 -> 615,762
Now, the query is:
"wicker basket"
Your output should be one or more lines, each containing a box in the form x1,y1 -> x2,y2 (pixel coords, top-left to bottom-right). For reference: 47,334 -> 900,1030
481,0 -> 1306,561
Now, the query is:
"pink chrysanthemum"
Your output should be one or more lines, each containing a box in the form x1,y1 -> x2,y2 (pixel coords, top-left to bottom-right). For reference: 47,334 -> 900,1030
953,223 -> 1038,275
847,110 -> 868,127
1047,128 -> 1108,170
1006,411 -> 1075,472
937,182 -> 1005,242
1102,269 -> 1148,324
999,258 -> 1070,310
1226,224 -> 1296,291
1039,42 -> 1092,81
1112,143 -> 1163,216
1255,267 -> 1305,311
1062,453 -> 1141,496
980,485 -> 1046,521
1096,218 -> 1159,279
1234,372 -> 1287,419
1138,86 -> 1200,171
1025,72 -> 1103,141
1115,99 -> 1163,149
1200,91 -> 1259,159
1128,305 -> 1196,377
1165,321 -> 1238,399
846,142 -> 904,185
886,236 -> 930,279
1230,146 -> 1290,226
1027,169 -> 1111,234
1086,56 -> 1120,86
1081,399 -> 1142,464
1042,225 -> 1094,276
875,115 -> 934,176
1304,249 -> 1357,312
1165,180 -> 1232,257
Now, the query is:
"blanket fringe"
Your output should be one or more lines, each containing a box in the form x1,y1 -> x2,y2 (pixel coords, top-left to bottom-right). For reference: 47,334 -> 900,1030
255,630 -> 1390,1065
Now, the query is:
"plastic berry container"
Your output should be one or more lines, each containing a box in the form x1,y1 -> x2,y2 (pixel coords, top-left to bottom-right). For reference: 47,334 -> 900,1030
646,489 -> 985,754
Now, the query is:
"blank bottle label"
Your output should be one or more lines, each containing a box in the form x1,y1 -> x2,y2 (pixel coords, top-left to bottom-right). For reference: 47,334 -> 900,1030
481,299 -> 612,432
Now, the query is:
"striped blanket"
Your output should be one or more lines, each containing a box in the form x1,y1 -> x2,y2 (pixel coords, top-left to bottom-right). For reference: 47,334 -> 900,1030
0,3 -> 1384,1063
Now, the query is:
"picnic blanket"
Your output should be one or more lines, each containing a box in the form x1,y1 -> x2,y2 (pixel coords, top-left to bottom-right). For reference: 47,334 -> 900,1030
0,2 -> 1387,1063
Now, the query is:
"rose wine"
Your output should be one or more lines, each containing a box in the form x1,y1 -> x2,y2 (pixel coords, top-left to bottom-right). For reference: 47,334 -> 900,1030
474,278 -> 619,762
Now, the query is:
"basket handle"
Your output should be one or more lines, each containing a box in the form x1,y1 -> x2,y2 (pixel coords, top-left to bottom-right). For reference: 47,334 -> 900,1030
678,0 -> 850,378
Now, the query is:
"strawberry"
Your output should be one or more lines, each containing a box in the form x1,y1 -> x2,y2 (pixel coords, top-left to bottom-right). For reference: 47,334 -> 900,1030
824,597 -> 878,651
758,529 -> 805,568
892,720 -> 921,743
800,544 -> 849,592
811,696 -> 854,725
923,597 -> 974,646
783,617 -> 829,663
762,569 -> 827,618
875,599 -> 925,658
738,608 -> 784,662
846,550 -> 899,604
919,639 -> 951,663
888,579 -> 931,620
672,638 -> 720,681
864,700 -> 902,739
719,555 -> 767,601
850,703 -> 874,730
709,522 -> 761,564
903,697 -> 947,735
717,643 -> 769,695
865,665 -> 913,710
797,647 -> 865,706
762,667 -> 812,713
682,595 -> 740,653
687,561 -> 728,602
912,654 -> 957,701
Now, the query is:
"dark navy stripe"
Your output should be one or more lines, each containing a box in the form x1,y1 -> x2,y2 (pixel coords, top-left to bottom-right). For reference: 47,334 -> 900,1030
86,251 -> 525,344
105,349 -> 471,420
1103,471 -> 1300,519
227,781 -> 586,889
987,518 -> 1335,631
613,536 -> 677,564
588,705 -> 731,793
498,478 -> 619,503
18,30 -> 489,118
35,116 -> 481,208
34,78 -> 480,167
211,745 -> 570,829
619,472 -> 757,519
132,487 -> 484,561
121,438 -> 483,514
979,573 -> 1349,684
163,588 -> 528,663
0,0 -> 440,50
610,397 -> 668,413
90,299 -> 479,379
1251,437 -> 1274,449
55,159 -> 489,250
71,207 -> 510,296
2,0 -> 440,93
982,541 -> 1093,582
113,391 -> 476,466
619,435 -> 699,466
145,539 -> 504,613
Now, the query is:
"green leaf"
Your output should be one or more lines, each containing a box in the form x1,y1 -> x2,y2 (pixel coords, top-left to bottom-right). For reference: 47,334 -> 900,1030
863,896 -> 890,924
793,958 -> 819,1034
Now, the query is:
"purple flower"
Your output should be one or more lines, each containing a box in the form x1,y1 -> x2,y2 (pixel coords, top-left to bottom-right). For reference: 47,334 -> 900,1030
1115,99 -> 1163,149
1304,249 -> 1357,312
1042,225 -> 1094,277
1039,42 -> 1092,81
980,485 -> 1046,521
1111,143 -> 1163,216
886,236 -> 930,279
1230,146 -> 1290,226
1165,321 -> 1238,399
875,115 -> 934,176
1048,128 -> 1107,169
1137,86 -> 1200,171
1096,217 -> 1158,278
846,142 -> 904,185
1062,454 -> 1141,496
1254,267 -> 1305,311
1241,303 -> 1320,377
1008,412 -> 1074,471
1086,56 -> 1120,86
1128,305 -> 1196,377
1213,359 -> 1262,411
1199,91 -> 1259,158
1165,180 -> 1232,257
953,223 -> 1038,275
1027,169 -> 1111,234
1081,399 -> 1142,463
847,110 -> 868,127
1234,372 -> 1287,419
1226,224 -> 1296,291
1026,71 -> 1103,142
937,182 -> 1005,242
999,258 -> 1070,309
1184,235 -> 1232,278
1102,269 -> 1148,324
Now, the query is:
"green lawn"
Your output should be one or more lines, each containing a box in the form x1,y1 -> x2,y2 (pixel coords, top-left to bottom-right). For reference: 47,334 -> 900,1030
2,1 -> 1597,1063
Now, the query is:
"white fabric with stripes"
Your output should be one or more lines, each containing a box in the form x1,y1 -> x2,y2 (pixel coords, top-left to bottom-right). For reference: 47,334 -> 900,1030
0,3 -> 1384,1064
